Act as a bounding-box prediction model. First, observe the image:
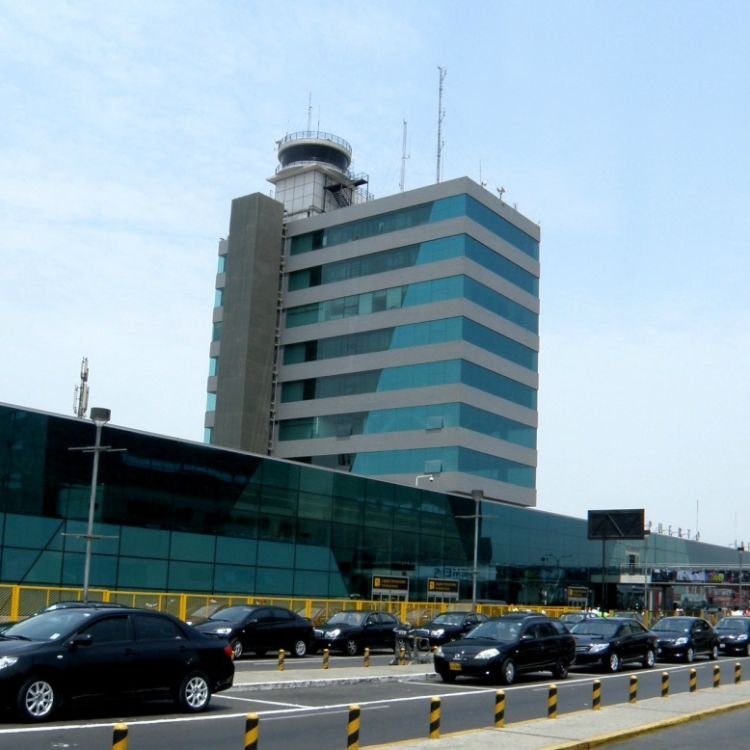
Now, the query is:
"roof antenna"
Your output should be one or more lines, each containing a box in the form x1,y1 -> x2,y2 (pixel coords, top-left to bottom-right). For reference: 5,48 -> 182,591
73,357 -> 89,418
436,66 -> 447,183
400,119 -> 410,192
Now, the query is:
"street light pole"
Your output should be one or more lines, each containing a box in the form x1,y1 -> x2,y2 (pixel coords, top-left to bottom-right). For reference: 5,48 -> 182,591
82,407 -> 110,602
471,489 -> 483,611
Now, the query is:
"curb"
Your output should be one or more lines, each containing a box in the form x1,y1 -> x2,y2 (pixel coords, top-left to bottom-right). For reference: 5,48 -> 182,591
231,671 -> 437,691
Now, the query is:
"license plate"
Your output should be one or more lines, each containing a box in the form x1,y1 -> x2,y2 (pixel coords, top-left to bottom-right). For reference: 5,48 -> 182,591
449,662 -> 462,672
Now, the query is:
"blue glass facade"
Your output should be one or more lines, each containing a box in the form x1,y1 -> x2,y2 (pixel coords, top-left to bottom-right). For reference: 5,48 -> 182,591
1,404 -> 743,610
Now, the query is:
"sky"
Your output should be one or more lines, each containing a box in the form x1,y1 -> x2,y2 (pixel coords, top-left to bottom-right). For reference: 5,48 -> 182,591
2,1 -> 749,549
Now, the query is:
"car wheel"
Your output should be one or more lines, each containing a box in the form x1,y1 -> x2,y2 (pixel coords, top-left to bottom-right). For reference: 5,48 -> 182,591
231,639 -> 243,660
500,658 -> 516,685
345,638 -> 359,656
292,639 -> 308,657
17,676 -> 58,722
607,652 -> 620,673
437,668 -> 456,684
643,648 -> 656,668
553,656 -> 569,679
709,644 -> 719,660
685,646 -> 695,663
178,672 -> 211,713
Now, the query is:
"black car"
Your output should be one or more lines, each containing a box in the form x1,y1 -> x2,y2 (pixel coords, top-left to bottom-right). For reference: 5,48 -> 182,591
0,606 -> 234,722
559,611 -> 598,627
313,611 -> 401,655
571,616 -> 657,672
395,611 -> 488,651
192,605 -> 313,659
433,613 -> 575,685
715,616 -> 750,656
651,616 -> 719,662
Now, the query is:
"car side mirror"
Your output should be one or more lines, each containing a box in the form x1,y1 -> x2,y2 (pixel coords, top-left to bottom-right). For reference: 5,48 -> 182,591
70,634 -> 93,648
521,633 -> 533,640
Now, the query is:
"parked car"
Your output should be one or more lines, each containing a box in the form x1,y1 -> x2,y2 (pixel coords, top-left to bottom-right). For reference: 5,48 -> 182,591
192,605 -> 313,659
571,616 -> 657,672
395,611 -> 487,651
313,611 -> 401,655
715,616 -> 750,656
433,613 -> 575,685
0,606 -> 234,722
651,616 -> 719,662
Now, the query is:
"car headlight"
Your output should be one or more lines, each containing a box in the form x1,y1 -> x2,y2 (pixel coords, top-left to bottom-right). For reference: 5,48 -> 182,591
475,648 -> 500,660
328,629 -> 341,638
0,656 -> 18,670
737,634 -> 749,642
588,643 -> 610,653
214,627 -> 233,635
674,637 -> 688,645
432,629 -> 445,638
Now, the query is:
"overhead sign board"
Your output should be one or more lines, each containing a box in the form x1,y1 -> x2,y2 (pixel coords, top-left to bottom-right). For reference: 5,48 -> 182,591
427,578 -> 459,599
587,509 -> 645,540
371,575 -> 409,597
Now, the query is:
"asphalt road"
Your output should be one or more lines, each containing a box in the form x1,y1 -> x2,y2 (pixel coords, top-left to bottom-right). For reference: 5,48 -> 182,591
0,656 -> 745,750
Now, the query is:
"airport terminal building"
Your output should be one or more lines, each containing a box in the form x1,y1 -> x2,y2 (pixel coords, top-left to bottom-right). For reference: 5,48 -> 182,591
0,403 -> 744,612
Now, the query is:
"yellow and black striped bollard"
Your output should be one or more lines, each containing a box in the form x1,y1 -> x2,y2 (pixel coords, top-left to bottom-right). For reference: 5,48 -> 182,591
661,671 -> 669,697
689,667 -> 697,692
323,648 -> 330,669
429,696 -> 441,739
547,684 -> 558,718
364,647 -> 370,668
278,648 -> 285,671
347,704 -> 360,750
112,723 -> 128,750
494,689 -> 505,728
628,674 -> 638,704
713,664 -> 721,688
244,713 -> 259,750
736,661 -> 742,684
592,679 -> 601,711
399,646 -> 406,665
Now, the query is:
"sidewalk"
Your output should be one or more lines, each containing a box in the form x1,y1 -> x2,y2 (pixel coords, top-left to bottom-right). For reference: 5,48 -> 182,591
231,662 -> 750,749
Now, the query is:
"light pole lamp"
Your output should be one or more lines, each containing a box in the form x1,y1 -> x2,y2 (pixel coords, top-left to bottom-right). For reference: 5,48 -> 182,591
470,489 -> 483,611
82,407 -> 111,602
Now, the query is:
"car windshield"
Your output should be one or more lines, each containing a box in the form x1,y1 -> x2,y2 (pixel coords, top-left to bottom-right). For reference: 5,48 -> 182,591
652,617 -> 692,633
208,606 -> 253,623
465,619 -> 521,641
717,618 -> 747,632
571,620 -> 619,637
431,613 -> 464,626
2,610 -> 93,641
327,612 -> 365,626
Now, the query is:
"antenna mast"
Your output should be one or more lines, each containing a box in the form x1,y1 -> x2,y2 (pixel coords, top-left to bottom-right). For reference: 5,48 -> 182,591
400,119 -> 409,192
73,357 -> 89,418
436,66 -> 447,183
307,93 -> 312,131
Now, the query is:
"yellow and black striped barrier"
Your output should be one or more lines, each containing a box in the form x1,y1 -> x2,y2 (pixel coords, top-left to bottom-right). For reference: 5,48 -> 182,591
347,704 -> 360,750
661,671 -> 669,697
112,723 -> 128,750
592,679 -> 601,710
713,664 -> 721,688
628,674 -> 638,704
429,696 -> 441,739
278,649 -> 285,671
494,689 -> 505,728
399,646 -> 406,665
364,647 -> 370,668
736,661 -> 742,684
244,713 -> 259,750
689,668 -> 697,692
547,684 -> 558,718
323,648 -> 330,669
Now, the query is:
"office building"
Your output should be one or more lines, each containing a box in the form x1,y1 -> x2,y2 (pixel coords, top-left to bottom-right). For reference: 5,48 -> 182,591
205,131 -> 540,507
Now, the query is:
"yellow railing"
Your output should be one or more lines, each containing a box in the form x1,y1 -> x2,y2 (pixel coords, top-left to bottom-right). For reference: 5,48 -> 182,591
0,584 -> 578,625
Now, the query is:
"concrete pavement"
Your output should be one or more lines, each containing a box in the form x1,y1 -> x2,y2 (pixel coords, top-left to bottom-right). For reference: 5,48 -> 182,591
230,660 -> 750,749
